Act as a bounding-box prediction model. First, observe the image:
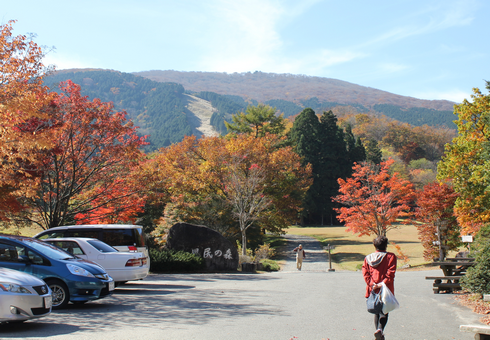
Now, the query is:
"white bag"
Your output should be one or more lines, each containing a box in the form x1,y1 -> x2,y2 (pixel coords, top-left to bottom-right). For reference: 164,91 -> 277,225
381,282 -> 399,314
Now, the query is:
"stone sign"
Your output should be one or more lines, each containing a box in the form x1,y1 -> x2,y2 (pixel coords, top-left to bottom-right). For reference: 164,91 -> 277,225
166,222 -> 239,272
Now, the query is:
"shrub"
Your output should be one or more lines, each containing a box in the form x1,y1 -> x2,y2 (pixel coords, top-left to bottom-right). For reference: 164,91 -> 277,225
239,255 -> 252,266
254,243 -> 275,263
461,224 -> 490,294
149,248 -> 205,273
236,241 -> 253,266
259,259 -> 280,271
236,241 -> 275,264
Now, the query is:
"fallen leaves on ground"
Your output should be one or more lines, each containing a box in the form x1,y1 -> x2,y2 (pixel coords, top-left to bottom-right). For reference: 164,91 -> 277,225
454,292 -> 490,324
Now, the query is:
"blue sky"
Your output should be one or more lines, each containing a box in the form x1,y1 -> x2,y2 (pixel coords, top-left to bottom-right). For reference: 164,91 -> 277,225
2,0 -> 488,103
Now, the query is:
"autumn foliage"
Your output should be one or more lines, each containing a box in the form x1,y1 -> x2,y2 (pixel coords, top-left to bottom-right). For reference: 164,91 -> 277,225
333,159 -> 415,236
438,83 -> 490,235
18,80 -> 147,229
0,20 -> 56,219
144,133 -> 312,249
73,179 -> 146,225
225,159 -> 272,255
414,181 -> 460,260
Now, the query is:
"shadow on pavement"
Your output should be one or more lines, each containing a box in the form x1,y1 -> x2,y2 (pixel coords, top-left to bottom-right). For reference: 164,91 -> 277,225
0,320 -> 80,337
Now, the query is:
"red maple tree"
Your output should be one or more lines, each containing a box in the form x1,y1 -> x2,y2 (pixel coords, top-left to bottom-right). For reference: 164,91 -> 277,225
414,181 -> 460,260
18,80 -> 147,229
333,159 -> 415,236
74,179 -> 146,225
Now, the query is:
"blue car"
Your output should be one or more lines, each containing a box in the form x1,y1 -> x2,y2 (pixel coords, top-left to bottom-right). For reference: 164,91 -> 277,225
0,234 -> 114,309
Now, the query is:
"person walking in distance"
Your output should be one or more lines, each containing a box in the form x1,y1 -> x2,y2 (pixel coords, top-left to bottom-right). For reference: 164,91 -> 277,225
293,244 -> 306,270
362,236 -> 397,340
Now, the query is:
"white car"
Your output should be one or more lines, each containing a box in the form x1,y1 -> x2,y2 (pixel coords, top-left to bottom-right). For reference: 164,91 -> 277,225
43,238 -> 149,284
0,267 -> 52,323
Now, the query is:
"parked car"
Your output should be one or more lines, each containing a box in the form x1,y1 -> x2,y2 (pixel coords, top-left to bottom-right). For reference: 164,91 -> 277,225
43,238 -> 148,285
0,267 -> 52,323
34,225 -> 149,258
0,234 -> 114,309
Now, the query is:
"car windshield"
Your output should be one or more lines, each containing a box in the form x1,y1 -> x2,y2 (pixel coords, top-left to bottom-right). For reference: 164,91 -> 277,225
36,231 -> 66,239
87,240 -> 118,253
22,238 -> 75,260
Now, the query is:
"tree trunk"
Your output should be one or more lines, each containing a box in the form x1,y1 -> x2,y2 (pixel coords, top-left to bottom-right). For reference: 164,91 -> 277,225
241,231 -> 247,256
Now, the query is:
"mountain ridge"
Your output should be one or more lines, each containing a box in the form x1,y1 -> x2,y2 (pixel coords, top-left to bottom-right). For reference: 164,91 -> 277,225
133,70 -> 456,111
46,69 -> 457,152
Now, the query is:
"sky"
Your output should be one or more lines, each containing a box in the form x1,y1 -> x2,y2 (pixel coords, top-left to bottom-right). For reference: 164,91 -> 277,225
2,0 -> 489,103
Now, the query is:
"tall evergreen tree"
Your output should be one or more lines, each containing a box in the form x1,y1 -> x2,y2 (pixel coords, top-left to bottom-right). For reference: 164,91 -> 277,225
288,108 -> 352,224
344,124 -> 366,165
317,111 -> 351,224
365,139 -> 383,164
288,108 -> 321,223
288,108 -> 322,167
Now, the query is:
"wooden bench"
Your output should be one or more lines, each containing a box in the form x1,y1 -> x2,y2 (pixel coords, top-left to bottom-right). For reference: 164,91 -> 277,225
425,276 -> 464,294
427,258 -> 475,293
460,324 -> 490,340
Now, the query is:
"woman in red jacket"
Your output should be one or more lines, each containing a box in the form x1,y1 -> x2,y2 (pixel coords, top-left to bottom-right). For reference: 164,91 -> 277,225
362,235 -> 397,340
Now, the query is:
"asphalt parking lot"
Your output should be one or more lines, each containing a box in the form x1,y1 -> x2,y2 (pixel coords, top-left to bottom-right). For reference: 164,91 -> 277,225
0,235 -> 482,340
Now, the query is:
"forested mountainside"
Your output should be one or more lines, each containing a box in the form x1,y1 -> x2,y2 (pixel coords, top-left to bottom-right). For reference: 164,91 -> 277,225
45,70 -> 191,151
134,70 -> 456,111
47,69 -> 457,151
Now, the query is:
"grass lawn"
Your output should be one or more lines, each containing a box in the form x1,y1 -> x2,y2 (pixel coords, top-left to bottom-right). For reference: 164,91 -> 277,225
286,224 -> 453,271
0,224 -> 43,237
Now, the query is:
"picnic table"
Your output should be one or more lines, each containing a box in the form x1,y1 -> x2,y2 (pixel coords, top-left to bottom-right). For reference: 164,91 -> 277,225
425,257 -> 475,294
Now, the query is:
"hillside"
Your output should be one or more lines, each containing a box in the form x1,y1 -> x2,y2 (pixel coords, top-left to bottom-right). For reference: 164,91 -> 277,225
45,70 -> 194,151
134,70 -> 456,111
46,69 -> 457,151
183,94 -> 219,137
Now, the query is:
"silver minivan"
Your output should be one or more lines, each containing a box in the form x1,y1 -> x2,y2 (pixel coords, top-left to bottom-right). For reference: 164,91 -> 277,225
34,225 -> 149,259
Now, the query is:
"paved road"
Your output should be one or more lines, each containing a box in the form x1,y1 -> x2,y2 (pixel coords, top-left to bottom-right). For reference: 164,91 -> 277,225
0,235 -> 481,340
281,234 -> 333,272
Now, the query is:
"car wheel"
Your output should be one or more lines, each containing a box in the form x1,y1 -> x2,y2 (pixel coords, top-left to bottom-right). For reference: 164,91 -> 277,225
45,279 -> 70,309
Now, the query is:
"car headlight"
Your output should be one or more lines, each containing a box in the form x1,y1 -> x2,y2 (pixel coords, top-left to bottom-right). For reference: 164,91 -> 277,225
67,264 -> 95,278
0,282 -> 33,294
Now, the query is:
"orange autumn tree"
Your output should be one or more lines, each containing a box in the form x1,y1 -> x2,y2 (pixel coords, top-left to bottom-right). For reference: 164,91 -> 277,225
225,159 -> 272,256
414,181 -> 460,260
17,80 -> 147,230
0,20 -> 55,219
333,158 -> 415,236
146,133 -> 312,251
73,178 -> 146,225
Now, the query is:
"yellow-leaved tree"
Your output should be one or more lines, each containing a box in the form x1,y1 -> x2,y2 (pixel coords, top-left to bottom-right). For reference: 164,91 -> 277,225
0,20 -> 55,220
143,133 -> 312,254
438,81 -> 490,235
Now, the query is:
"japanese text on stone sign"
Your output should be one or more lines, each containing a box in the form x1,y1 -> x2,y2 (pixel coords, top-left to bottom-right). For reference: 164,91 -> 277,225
192,247 -> 233,260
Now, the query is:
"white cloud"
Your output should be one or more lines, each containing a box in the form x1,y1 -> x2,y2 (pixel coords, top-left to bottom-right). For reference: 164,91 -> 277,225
197,0 -> 332,74
286,49 -> 366,76
412,89 -> 471,103
43,52 -> 93,71
196,0 -> 283,72
360,0 -> 477,49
